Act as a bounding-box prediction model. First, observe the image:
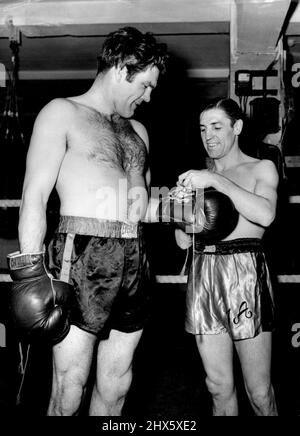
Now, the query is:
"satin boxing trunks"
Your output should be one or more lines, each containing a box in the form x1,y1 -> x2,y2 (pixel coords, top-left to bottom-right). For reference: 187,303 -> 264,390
185,238 -> 275,340
47,216 -> 151,339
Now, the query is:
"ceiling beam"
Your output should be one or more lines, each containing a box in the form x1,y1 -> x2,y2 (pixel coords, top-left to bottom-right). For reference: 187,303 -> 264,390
12,22 -> 230,38
16,68 -> 229,80
0,0 -> 230,37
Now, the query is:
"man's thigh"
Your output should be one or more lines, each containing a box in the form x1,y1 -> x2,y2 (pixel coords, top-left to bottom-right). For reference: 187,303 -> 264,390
195,333 -> 235,381
96,329 -> 143,377
52,325 -> 96,380
234,332 -> 273,387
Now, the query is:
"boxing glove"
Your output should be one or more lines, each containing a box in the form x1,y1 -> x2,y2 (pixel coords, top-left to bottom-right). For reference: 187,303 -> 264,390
157,186 -> 239,242
7,251 -> 73,344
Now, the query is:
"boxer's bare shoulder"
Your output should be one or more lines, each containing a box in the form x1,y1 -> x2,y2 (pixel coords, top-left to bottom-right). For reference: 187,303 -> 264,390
34,97 -> 75,125
238,158 -> 279,188
225,155 -> 277,184
252,159 -> 279,194
28,98 -> 73,157
253,158 -> 278,177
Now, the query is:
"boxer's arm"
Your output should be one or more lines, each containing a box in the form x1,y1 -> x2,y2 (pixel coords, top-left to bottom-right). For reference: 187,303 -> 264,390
19,99 -> 68,252
131,120 -> 151,190
130,120 -> 153,221
213,160 -> 279,228
130,120 -> 151,190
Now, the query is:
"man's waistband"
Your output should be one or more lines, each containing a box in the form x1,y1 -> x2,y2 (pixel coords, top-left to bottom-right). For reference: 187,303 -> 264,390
194,238 -> 264,255
57,216 -> 141,238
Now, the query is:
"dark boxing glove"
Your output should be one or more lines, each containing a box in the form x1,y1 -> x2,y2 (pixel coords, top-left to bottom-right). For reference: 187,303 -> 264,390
7,251 -> 72,344
157,186 -> 239,242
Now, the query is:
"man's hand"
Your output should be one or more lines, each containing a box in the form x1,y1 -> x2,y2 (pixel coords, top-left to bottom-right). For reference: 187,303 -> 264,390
178,169 -> 216,190
7,251 -> 73,344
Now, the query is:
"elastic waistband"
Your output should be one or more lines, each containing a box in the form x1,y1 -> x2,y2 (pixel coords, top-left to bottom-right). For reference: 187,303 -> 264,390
194,238 -> 264,254
57,216 -> 140,238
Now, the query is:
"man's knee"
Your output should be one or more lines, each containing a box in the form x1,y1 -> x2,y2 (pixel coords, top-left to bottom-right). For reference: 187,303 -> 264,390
49,370 -> 87,416
246,382 -> 273,408
95,330 -> 141,401
205,374 -> 235,400
96,362 -> 133,403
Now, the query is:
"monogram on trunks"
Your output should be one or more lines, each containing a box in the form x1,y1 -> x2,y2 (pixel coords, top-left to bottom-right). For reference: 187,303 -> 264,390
226,301 -> 253,326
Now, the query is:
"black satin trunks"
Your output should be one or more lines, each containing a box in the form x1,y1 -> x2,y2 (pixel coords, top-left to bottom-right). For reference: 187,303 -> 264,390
47,216 -> 151,339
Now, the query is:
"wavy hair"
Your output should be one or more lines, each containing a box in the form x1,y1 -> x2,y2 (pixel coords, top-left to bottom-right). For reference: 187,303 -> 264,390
97,27 -> 169,81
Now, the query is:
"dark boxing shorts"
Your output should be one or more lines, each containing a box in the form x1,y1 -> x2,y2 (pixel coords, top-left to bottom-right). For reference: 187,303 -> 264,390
47,216 -> 151,339
185,238 -> 275,340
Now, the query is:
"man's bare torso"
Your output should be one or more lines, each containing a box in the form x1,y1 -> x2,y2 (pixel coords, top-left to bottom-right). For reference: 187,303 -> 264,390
220,157 -> 266,240
56,99 -> 148,223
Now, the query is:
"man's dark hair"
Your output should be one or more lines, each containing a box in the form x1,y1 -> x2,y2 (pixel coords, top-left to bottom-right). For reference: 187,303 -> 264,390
97,26 -> 169,81
201,98 -> 244,127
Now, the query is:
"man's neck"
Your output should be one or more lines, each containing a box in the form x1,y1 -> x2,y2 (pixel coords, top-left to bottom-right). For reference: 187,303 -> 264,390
214,148 -> 244,173
80,75 -> 115,116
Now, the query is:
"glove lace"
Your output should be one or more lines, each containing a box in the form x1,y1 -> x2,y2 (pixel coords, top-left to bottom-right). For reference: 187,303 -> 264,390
16,342 -> 31,405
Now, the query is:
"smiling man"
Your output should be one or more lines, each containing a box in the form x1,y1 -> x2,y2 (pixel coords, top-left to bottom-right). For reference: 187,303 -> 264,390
8,27 -> 168,416
176,98 -> 279,416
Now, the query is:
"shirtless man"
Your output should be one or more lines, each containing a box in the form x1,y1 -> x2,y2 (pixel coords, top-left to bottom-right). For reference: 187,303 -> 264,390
8,27 -> 168,416
176,98 -> 279,416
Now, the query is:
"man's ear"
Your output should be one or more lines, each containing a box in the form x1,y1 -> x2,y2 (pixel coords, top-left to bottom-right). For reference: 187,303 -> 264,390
115,65 -> 128,82
233,119 -> 243,136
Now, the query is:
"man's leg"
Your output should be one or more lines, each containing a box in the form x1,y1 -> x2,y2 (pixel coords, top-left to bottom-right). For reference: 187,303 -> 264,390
89,329 -> 143,416
235,332 -> 278,416
195,333 -> 238,416
47,325 -> 96,416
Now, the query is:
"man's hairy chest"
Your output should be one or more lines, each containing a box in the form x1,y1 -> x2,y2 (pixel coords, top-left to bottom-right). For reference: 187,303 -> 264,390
68,112 -> 148,174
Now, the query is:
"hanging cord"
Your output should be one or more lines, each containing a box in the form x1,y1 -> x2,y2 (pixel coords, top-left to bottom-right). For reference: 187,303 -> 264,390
16,342 -> 31,406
